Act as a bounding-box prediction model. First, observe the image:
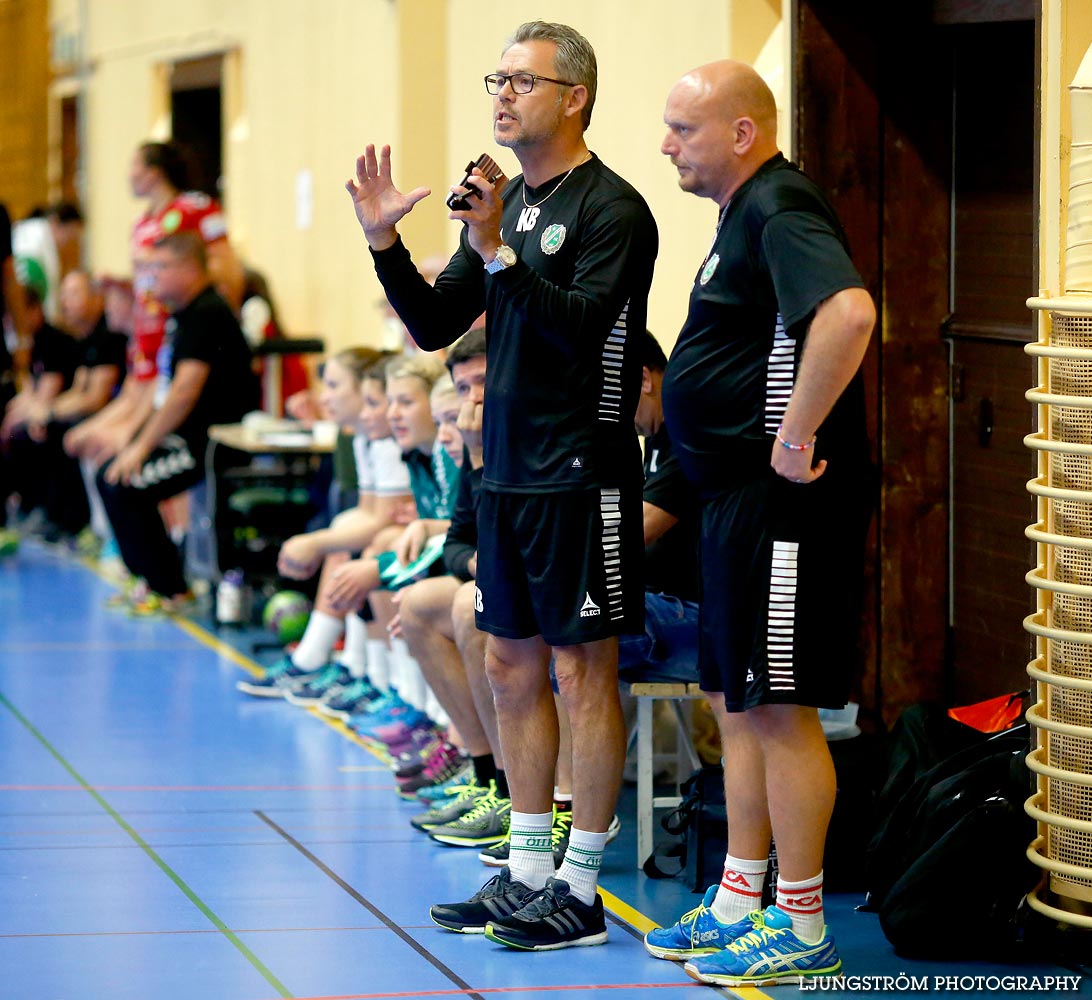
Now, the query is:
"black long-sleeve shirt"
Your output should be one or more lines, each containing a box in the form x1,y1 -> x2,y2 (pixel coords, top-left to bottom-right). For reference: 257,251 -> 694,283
372,154 -> 658,495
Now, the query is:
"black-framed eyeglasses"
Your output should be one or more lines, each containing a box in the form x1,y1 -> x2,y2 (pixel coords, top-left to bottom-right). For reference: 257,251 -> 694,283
484,72 -> 576,95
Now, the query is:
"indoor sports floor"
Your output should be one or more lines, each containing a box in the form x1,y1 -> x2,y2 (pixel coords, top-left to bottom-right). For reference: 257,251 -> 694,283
1,541 -> 1088,999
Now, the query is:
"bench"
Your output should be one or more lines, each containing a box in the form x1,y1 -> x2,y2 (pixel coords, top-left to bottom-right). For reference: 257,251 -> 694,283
627,681 -> 704,869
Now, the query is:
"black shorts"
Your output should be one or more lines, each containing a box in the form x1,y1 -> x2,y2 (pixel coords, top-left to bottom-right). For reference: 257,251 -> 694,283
698,470 -> 871,712
475,488 -> 644,646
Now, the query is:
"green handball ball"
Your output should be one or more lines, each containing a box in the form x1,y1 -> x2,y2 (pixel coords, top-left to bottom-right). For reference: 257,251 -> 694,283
263,590 -> 312,644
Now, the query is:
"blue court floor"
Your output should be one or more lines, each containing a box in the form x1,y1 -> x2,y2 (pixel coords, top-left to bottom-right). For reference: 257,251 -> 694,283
1,540 -> 1089,999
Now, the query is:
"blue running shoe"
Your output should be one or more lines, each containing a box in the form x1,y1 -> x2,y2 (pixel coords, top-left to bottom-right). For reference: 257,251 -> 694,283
345,689 -> 406,728
644,886 -> 764,960
683,905 -> 841,987
285,662 -> 352,706
351,703 -> 424,740
316,675 -> 380,720
236,655 -> 315,698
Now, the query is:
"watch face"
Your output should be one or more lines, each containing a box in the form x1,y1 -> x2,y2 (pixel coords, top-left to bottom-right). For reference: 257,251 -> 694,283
497,246 -> 515,266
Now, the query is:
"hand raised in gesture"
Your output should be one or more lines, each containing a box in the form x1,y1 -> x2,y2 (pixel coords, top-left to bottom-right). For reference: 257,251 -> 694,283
346,144 -> 431,251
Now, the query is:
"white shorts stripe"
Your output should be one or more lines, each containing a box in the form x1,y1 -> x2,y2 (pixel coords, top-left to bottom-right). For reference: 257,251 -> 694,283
767,540 -> 799,692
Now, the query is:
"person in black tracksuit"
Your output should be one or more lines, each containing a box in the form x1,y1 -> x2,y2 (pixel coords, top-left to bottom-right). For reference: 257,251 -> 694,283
348,20 -> 657,951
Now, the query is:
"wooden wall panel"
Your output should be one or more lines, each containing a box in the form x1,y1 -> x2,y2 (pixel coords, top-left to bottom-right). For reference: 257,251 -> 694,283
796,4 -> 953,723
0,0 -> 50,219
795,3 -> 884,722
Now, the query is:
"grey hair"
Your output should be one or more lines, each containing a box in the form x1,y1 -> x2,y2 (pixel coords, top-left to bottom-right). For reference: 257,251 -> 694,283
505,21 -> 597,131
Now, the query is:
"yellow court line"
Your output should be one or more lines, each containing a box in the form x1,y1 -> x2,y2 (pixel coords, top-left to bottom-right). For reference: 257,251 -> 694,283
171,616 -> 265,678
82,558 -> 775,1000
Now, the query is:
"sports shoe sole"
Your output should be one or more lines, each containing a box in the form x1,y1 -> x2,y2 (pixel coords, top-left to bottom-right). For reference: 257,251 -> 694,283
484,923 -> 608,951
235,682 -> 290,698
683,962 -> 842,988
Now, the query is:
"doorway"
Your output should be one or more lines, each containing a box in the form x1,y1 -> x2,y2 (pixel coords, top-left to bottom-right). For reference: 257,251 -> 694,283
945,19 -> 1037,704
795,2 -> 1038,717
170,55 -> 223,203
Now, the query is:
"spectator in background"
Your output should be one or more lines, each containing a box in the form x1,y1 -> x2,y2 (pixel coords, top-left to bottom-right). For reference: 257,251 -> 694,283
16,273 -> 127,544
67,141 -> 241,471
97,231 -> 258,615
0,286 -> 78,527
11,201 -> 85,329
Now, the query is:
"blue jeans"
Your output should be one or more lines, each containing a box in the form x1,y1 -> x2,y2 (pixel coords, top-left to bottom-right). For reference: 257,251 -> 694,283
617,592 -> 700,685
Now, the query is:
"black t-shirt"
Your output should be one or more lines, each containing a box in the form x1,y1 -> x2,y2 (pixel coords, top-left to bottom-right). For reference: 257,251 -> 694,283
30,323 -> 79,388
79,314 -> 128,372
0,204 -> 13,381
443,449 -> 482,582
167,285 -> 259,446
642,424 -> 700,603
662,153 -> 869,496
373,154 -> 658,494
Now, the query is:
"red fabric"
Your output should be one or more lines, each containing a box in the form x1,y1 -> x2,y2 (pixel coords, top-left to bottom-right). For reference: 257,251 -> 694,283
130,192 -> 227,381
947,691 -> 1024,733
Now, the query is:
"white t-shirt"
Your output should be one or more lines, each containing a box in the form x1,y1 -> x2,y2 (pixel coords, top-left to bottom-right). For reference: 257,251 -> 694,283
352,434 -> 411,496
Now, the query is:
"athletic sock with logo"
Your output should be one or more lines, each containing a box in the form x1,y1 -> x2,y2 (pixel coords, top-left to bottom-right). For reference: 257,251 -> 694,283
711,853 -> 767,924
507,811 -> 555,891
775,871 -> 825,943
556,827 -> 608,905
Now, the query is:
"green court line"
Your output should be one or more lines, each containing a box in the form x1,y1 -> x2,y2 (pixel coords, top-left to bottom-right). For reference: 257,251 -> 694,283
0,691 -> 295,999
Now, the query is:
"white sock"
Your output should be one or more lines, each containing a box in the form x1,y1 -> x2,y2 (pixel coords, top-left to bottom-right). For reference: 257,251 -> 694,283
80,458 -> 111,539
776,871 -> 825,944
557,827 -> 608,905
425,690 -> 447,726
339,614 -> 369,678
365,637 -> 390,690
508,811 -> 555,890
389,637 -> 420,703
712,853 -> 767,925
290,611 -> 343,671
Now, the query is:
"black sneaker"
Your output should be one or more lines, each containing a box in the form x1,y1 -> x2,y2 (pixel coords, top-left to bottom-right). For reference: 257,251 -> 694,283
429,868 -> 537,933
484,876 -> 608,950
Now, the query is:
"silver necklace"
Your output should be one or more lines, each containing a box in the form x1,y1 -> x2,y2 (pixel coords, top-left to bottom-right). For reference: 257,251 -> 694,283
522,153 -> 592,209
703,203 -> 729,268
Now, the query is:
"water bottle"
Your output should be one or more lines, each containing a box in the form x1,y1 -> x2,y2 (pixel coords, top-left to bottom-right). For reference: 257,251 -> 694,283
216,569 -> 245,625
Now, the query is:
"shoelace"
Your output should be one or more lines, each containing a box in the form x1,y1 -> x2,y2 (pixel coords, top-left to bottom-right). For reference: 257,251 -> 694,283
551,810 -> 573,849
330,677 -> 376,704
512,881 -> 568,919
456,786 -> 504,824
727,922 -> 785,955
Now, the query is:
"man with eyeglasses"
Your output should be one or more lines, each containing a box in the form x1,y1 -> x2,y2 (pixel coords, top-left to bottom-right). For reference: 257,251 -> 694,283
347,20 -> 657,951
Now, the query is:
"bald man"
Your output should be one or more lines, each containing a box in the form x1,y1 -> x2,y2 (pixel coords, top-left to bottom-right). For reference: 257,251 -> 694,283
644,61 -> 875,987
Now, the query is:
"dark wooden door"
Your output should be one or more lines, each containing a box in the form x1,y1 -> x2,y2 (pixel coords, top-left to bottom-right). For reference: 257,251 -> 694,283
945,19 -> 1037,703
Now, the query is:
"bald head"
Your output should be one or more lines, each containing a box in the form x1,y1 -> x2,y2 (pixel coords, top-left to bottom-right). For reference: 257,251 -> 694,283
59,270 -> 103,337
685,60 -> 777,132
662,60 -> 779,205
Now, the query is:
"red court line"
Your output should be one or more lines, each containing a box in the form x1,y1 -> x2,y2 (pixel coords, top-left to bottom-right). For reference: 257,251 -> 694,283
0,821 -> 406,836
0,926 -> 386,939
259,987 -> 705,999
0,784 -> 392,791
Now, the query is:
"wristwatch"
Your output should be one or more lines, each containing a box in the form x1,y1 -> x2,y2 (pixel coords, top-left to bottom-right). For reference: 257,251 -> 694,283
485,244 -> 517,274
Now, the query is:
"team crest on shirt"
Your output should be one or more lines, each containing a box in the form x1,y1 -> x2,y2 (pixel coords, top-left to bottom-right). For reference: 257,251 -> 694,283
161,209 -> 182,234
540,223 -> 566,255
700,253 -> 720,286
